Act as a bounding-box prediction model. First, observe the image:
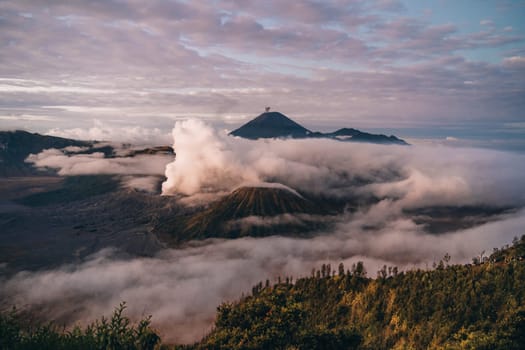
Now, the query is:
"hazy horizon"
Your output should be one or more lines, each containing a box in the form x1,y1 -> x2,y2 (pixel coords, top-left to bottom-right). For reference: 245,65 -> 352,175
1,0 -> 524,150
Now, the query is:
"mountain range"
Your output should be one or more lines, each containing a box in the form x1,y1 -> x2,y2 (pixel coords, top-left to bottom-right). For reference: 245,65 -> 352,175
1,112 -> 405,177
230,111 -> 408,145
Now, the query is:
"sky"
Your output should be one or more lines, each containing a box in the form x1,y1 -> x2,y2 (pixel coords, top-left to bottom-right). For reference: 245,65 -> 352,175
0,0 -> 524,149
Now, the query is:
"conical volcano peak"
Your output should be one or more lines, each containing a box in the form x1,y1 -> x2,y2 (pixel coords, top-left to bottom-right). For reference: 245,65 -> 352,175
229,110 -> 408,145
230,110 -> 311,139
163,185 -> 327,241
252,111 -> 297,123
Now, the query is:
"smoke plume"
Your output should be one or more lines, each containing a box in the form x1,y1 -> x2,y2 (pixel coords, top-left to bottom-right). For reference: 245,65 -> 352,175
162,119 -> 525,210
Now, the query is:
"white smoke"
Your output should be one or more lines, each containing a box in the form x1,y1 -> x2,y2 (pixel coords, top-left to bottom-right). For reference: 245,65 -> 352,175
121,175 -> 162,193
162,119 -> 525,210
161,119 -> 259,196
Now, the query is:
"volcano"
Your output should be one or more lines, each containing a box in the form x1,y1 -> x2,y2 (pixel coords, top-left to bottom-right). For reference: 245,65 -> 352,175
158,186 -> 333,242
229,110 -> 408,144
230,111 -> 312,139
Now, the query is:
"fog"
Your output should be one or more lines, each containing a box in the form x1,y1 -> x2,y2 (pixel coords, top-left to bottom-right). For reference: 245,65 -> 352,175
26,149 -> 172,177
2,209 -> 524,343
47,120 -> 173,146
2,119 -> 525,344
25,147 -> 172,192
162,120 -> 525,209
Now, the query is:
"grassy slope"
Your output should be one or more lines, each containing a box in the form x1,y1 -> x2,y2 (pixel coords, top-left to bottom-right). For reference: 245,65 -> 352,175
190,237 -> 525,350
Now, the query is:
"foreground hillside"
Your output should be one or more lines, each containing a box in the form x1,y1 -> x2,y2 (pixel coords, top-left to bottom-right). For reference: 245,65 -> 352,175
2,237 -> 524,349
189,236 -> 525,350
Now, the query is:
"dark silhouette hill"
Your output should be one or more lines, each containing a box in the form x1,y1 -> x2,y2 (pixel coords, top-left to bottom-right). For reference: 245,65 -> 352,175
0,130 -> 92,176
230,111 -> 312,139
325,128 -> 408,145
230,111 -> 408,145
0,130 -> 175,177
0,130 -> 92,177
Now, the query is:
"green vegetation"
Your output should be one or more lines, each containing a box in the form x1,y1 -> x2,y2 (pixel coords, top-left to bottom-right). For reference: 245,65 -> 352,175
0,302 -> 160,350
2,237 -> 524,349
189,236 -> 525,349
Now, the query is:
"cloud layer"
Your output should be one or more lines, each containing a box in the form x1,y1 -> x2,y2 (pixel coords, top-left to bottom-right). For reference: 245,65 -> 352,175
2,210 -> 524,343
3,120 -> 525,344
47,119 -> 173,145
162,120 -> 525,209
25,144 -> 173,192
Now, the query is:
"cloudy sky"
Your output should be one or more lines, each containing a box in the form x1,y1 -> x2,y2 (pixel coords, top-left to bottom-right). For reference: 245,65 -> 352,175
1,0 -> 524,148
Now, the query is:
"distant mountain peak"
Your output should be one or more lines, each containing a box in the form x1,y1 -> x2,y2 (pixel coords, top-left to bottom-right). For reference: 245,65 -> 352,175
230,111 -> 408,145
332,128 -> 361,136
230,111 -> 311,139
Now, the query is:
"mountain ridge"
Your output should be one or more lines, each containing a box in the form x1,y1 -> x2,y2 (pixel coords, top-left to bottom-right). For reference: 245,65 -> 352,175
230,111 -> 408,145
0,130 -> 92,176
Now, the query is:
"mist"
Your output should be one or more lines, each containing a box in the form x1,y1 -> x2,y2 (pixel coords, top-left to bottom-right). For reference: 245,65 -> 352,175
2,209 -> 524,343
162,120 -> 525,209
2,119 -> 525,344
25,146 -> 173,192
47,120 -> 173,146
26,149 -> 172,177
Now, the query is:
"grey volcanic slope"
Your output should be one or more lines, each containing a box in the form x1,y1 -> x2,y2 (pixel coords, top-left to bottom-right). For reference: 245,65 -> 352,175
0,175 -> 178,275
0,175 -> 514,275
230,112 -> 312,139
157,186 -> 332,243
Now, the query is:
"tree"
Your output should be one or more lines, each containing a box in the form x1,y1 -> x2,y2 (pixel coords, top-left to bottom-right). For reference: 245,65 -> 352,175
377,265 -> 388,279
444,253 -> 451,266
338,262 -> 345,277
392,266 -> 398,277
353,261 -> 366,277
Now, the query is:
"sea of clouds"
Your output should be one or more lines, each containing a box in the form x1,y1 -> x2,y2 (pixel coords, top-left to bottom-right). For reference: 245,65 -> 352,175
2,119 -> 525,343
